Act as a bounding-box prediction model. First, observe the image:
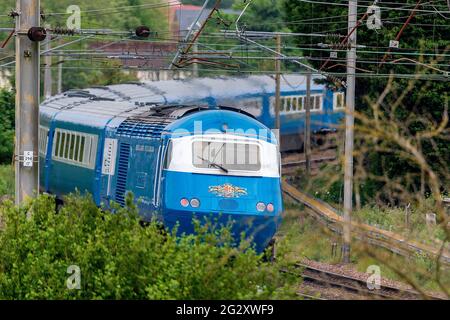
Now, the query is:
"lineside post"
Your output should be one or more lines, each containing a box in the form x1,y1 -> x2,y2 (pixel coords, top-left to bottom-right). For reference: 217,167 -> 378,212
305,72 -> 312,176
274,35 -> 281,142
57,56 -> 63,94
343,0 -> 358,263
15,0 -> 40,204
43,32 -> 52,99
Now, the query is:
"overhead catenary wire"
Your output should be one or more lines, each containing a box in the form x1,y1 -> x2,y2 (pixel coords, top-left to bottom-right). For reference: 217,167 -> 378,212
297,0 -> 450,13
2,63 -> 448,80
1,0 -> 448,83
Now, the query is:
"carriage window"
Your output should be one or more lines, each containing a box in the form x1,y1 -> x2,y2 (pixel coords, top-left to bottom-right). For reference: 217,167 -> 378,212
52,128 -> 98,169
298,97 -> 304,111
274,94 -> 325,114
192,141 -> 261,172
39,126 -> 49,155
292,97 -> 298,111
315,96 -> 322,110
309,96 -> 315,110
334,92 -> 345,110
164,141 -> 173,169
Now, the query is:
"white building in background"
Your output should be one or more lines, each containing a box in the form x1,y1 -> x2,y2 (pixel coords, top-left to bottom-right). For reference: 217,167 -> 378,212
88,1 -> 238,82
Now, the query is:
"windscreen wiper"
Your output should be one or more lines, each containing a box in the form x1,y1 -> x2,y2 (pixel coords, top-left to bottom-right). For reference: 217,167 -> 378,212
197,156 -> 229,173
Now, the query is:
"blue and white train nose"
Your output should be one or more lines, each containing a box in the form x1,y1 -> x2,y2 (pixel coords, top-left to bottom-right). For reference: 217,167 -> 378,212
160,133 -> 282,252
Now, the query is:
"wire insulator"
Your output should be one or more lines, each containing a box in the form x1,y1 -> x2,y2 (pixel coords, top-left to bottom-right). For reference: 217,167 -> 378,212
8,10 -> 20,18
27,27 -> 47,42
51,27 -> 79,36
325,33 -> 342,43
135,26 -> 150,38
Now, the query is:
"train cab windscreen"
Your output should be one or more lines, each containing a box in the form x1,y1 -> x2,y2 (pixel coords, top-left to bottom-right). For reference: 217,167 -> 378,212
164,135 -> 280,178
192,141 -> 261,172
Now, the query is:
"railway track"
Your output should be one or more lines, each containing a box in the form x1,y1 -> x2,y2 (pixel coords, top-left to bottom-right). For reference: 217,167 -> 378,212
281,179 -> 450,266
293,262 -> 444,300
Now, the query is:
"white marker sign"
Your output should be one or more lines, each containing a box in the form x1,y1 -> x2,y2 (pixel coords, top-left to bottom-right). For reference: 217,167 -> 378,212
23,151 -> 34,167
389,40 -> 400,49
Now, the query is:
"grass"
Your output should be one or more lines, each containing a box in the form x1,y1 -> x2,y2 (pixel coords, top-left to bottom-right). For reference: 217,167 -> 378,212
291,162 -> 448,247
353,204 -> 447,246
278,198 -> 450,294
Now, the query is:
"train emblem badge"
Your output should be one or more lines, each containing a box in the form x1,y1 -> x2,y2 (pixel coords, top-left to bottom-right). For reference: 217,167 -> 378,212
208,183 -> 248,198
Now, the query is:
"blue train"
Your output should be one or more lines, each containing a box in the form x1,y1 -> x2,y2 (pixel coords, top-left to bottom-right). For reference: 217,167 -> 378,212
39,75 -> 344,252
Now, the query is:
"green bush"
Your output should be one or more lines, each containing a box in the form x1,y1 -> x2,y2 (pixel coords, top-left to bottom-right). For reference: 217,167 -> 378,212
0,89 -> 14,164
0,193 -> 295,299
0,165 -> 14,196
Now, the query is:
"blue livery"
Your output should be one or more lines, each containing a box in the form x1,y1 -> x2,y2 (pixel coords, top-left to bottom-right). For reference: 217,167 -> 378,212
38,75 -> 345,252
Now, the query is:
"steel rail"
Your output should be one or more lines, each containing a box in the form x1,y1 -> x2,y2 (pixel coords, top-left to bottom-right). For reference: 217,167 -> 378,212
281,179 -> 450,265
294,262 -> 444,300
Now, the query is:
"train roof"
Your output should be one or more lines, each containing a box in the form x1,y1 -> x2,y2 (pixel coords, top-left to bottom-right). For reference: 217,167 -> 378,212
40,75 -> 325,128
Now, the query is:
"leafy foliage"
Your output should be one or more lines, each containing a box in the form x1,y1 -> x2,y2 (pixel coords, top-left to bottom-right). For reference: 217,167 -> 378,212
0,89 -> 14,164
0,0 -> 169,91
232,0 -> 286,32
0,193 -> 295,299
0,165 -> 13,197
284,0 -> 450,202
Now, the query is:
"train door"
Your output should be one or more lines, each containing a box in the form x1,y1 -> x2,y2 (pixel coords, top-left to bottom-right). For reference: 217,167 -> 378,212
128,140 -> 161,216
106,138 -> 161,219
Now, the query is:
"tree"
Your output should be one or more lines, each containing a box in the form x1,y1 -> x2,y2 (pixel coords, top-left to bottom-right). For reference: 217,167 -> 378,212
284,0 -> 450,203
182,0 -> 234,8
0,0 -> 168,89
0,88 -> 14,164
232,0 -> 286,32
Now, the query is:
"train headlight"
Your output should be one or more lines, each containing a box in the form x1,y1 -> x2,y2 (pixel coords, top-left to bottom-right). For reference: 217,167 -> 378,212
266,203 -> 274,213
190,198 -> 200,208
256,202 -> 266,212
180,198 -> 189,208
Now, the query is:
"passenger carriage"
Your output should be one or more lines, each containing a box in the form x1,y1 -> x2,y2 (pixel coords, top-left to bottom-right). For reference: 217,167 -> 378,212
40,98 -> 282,252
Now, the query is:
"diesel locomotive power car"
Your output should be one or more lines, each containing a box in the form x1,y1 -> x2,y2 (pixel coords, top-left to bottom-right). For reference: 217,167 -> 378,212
39,96 -> 283,252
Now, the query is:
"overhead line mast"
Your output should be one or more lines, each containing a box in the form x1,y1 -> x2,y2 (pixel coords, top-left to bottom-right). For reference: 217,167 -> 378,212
343,0 -> 358,263
14,0 -> 41,204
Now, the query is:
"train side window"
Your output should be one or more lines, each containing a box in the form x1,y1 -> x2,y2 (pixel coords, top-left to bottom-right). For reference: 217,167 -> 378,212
280,97 -> 285,112
286,97 -> 291,112
55,132 -> 61,157
79,136 -> 86,163
315,96 -> 322,110
64,134 -> 71,159
52,128 -> 98,169
59,132 -> 66,158
298,97 -> 304,111
74,135 -> 80,161
163,141 -> 173,169
38,126 -> 49,155
292,97 -> 298,111
334,92 -> 345,110
309,97 -> 315,110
